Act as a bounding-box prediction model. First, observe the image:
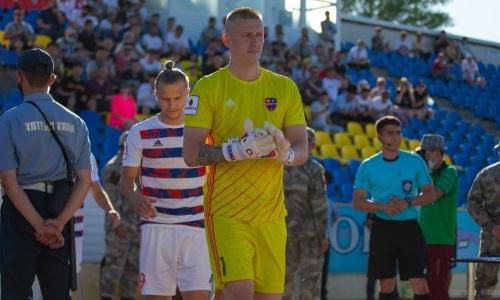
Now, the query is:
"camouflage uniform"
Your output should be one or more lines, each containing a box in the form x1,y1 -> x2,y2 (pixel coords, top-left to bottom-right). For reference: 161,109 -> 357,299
283,157 -> 329,300
100,153 -> 140,299
467,162 -> 500,300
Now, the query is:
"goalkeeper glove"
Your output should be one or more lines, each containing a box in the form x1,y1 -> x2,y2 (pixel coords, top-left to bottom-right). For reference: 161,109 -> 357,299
264,122 -> 295,165
222,119 -> 277,161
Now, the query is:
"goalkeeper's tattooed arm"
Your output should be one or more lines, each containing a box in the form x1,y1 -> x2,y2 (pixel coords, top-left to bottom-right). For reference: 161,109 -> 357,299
196,143 -> 226,165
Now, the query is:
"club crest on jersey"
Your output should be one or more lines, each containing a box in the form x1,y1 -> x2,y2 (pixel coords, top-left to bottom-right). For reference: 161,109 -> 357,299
264,97 -> 277,111
402,180 -> 412,194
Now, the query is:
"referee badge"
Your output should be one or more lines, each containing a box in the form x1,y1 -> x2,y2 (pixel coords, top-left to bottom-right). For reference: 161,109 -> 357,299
264,97 -> 277,111
402,180 -> 412,194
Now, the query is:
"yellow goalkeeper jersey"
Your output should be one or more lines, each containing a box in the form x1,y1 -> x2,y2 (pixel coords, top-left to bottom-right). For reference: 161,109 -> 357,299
185,66 -> 306,222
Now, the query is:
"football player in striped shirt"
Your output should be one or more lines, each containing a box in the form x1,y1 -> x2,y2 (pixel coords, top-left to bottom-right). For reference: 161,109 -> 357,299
121,61 -> 210,300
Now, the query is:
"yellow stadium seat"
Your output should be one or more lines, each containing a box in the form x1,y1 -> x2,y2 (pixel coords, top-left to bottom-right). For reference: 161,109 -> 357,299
365,123 -> 376,138
334,132 -> 352,147
353,134 -> 370,149
400,138 -> 409,150
408,139 -> 421,151
320,144 -> 339,158
341,145 -> 360,161
361,146 -> 377,159
347,121 -> 364,136
315,131 -> 332,146
444,154 -> 452,165
34,34 -> 52,49
0,31 -> 10,49
372,137 -> 382,150
312,146 -> 320,157
136,113 -> 151,121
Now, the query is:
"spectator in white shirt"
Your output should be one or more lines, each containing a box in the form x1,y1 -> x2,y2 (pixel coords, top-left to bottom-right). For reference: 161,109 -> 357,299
371,90 -> 395,119
395,31 -> 411,56
461,53 -> 480,85
356,87 -> 374,122
322,67 -> 342,101
347,39 -> 370,69
166,25 -> 189,54
370,77 -> 387,98
310,92 -> 342,133
136,72 -> 158,115
139,49 -> 162,74
4,8 -> 35,49
141,23 -> 164,51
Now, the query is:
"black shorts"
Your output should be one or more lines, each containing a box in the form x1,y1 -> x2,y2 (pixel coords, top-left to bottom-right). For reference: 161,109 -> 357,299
368,216 -> 426,280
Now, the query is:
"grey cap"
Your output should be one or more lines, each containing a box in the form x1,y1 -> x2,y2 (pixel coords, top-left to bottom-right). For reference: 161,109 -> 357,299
17,48 -> 54,75
420,134 -> 445,150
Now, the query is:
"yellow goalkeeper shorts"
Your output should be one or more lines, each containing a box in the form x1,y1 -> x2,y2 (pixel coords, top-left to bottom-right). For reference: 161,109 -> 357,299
205,214 -> 287,293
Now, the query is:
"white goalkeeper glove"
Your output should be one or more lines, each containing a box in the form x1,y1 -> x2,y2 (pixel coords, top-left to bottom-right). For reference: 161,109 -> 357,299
264,122 -> 295,165
222,119 -> 277,161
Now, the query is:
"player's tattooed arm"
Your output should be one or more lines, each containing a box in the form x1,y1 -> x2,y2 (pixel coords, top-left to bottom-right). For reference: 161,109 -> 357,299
196,143 -> 226,165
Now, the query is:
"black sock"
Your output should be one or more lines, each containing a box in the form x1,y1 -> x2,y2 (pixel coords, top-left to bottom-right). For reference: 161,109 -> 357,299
414,293 -> 430,300
379,292 -> 397,300
101,297 -> 112,300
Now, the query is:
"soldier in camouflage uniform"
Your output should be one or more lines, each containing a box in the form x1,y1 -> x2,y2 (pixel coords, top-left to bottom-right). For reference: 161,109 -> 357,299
283,127 -> 329,300
467,141 -> 500,300
100,131 -> 140,300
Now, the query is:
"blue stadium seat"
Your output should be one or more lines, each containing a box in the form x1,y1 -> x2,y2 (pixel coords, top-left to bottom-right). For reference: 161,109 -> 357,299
340,183 -> 354,202
332,168 -> 352,186
327,183 -> 338,201
7,89 -> 22,103
102,126 -> 123,163
347,160 -> 361,176
323,158 -> 341,174
0,49 -> 18,67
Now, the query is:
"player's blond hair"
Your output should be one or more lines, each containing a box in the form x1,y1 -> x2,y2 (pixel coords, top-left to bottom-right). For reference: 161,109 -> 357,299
224,7 -> 262,32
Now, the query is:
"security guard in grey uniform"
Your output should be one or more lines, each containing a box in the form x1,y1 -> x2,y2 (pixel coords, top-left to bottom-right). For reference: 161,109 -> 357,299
0,48 -> 92,299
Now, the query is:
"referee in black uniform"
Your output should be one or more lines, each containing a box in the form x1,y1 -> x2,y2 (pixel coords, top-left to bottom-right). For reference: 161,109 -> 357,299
0,48 -> 92,299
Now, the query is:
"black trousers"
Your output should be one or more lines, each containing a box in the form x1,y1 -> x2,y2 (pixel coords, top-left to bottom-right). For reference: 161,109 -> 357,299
0,190 -> 71,300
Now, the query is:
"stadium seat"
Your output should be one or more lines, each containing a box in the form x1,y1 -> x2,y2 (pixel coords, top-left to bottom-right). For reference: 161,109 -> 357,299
365,123 -> 376,138
347,121 -> 364,136
332,168 -> 352,185
347,160 -> 361,175
320,144 -> 339,159
400,138 -> 409,150
361,146 -> 377,159
315,131 -> 332,146
369,137 -> 381,150
0,49 -> 18,67
340,145 -> 360,161
408,139 -> 420,151
334,132 -> 352,147
340,183 -> 354,202
322,158 -> 341,173
352,134 -> 370,150
0,31 -> 10,49
34,34 -> 52,49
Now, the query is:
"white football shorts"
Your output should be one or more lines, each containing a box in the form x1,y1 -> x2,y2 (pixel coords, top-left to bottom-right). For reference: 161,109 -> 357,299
139,225 -> 211,296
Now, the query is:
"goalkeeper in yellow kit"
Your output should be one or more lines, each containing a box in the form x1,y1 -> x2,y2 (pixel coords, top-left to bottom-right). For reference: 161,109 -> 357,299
182,6 -> 308,300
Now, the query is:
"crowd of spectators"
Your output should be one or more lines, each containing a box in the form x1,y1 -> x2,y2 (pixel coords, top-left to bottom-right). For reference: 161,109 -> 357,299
1,0 -> 487,134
